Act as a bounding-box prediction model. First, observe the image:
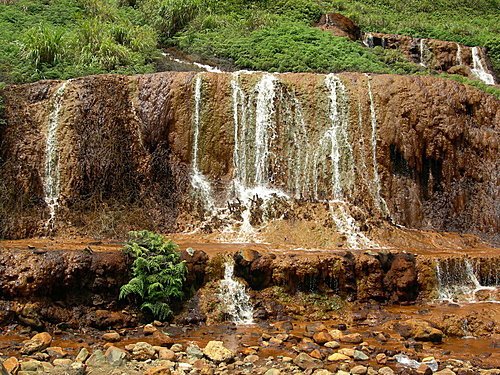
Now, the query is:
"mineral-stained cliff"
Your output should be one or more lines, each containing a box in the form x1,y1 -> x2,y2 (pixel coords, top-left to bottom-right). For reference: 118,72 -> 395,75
0,72 -> 498,243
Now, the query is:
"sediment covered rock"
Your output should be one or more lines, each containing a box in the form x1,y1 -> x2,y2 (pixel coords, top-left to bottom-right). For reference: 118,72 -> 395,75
1,72 -> 498,243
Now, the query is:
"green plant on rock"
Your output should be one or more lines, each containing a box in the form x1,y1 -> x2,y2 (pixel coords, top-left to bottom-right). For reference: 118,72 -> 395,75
119,230 -> 187,320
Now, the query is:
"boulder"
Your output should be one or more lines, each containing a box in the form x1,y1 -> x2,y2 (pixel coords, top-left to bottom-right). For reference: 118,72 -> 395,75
105,346 -> 128,366
3,358 -> 19,375
394,319 -> 444,342
203,341 -> 235,363
316,13 -> 361,40
102,331 -> 121,342
20,332 -> 52,354
132,342 -> 157,361
313,331 -> 333,345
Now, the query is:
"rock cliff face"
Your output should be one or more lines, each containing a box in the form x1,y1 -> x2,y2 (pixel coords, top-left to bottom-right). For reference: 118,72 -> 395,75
363,32 -> 498,84
1,72 -> 498,244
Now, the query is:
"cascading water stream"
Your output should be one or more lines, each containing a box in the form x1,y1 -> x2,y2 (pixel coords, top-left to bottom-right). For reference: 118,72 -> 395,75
471,47 -> 495,85
435,258 -> 498,303
191,74 -> 215,212
218,260 -> 254,324
456,43 -> 463,65
419,39 -> 428,67
254,74 -> 277,186
231,73 -> 288,240
366,75 -> 390,217
363,33 -> 374,48
43,81 -> 69,232
321,74 -> 376,249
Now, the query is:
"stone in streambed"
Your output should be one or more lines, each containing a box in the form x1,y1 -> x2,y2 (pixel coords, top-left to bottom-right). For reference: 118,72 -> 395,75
20,332 -> 52,354
313,331 -> 333,345
203,341 -> 235,363
132,342 -> 157,361
105,346 -> 128,366
102,331 -> 121,342
293,353 -> 323,370
327,353 -> 350,362
2,357 -> 19,375
86,350 -> 107,367
75,347 -> 90,363
378,367 -> 395,375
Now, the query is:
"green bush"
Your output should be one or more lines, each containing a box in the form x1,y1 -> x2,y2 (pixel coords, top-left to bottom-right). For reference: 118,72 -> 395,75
19,24 -> 66,70
120,230 -> 187,320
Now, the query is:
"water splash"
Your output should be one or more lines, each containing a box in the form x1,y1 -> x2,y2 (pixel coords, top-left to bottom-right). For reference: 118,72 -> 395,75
471,47 -> 495,85
435,258 -> 498,303
191,74 -> 215,211
366,75 -> 390,217
43,81 -> 69,232
218,259 -> 254,324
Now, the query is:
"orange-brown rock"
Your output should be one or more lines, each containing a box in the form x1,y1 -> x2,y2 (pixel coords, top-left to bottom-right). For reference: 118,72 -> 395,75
316,13 -> 361,40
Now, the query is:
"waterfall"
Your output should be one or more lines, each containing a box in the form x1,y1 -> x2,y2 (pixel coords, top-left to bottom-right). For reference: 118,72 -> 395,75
456,43 -> 463,65
321,74 -> 376,249
230,72 -> 288,240
218,260 -> 254,324
366,75 -> 390,217
363,33 -> 374,48
471,47 -> 495,85
419,39 -> 428,67
254,74 -> 277,186
191,74 -> 215,211
435,258 -> 498,303
323,73 -> 354,199
43,81 -> 69,232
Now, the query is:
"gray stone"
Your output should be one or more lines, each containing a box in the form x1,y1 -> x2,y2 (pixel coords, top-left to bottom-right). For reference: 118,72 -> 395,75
86,350 -> 107,367
293,353 -> 323,370
186,344 -> 204,359
353,350 -> 369,361
105,346 -> 128,366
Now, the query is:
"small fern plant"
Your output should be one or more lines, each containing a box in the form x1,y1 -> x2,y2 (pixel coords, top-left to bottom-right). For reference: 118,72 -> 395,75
119,230 -> 187,320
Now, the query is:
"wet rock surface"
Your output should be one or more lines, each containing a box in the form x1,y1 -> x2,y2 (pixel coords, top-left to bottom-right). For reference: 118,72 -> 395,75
1,72 -> 498,244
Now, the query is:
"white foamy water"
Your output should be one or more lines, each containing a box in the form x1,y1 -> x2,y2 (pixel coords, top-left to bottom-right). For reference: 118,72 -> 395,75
471,47 -> 495,85
218,260 -> 254,324
436,258 -> 499,303
419,39 -> 428,67
456,43 -> 463,65
43,81 -> 69,232
161,52 -> 222,73
191,74 -> 215,211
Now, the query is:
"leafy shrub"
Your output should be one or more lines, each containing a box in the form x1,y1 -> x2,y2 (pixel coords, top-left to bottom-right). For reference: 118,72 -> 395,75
120,230 -> 187,320
19,25 -> 66,70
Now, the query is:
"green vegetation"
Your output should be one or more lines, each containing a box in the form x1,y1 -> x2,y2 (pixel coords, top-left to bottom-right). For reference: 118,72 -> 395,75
0,0 -> 157,82
0,0 -> 498,94
330,0 -> 500,73
120,230 -> 187,320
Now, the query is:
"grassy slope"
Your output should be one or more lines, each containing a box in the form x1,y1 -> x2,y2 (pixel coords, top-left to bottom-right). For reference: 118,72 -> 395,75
0,0 -> 498,99
0,0 -> 157,83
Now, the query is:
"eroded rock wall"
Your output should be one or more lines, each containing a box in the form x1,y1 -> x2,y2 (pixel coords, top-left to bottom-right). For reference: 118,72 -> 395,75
1,73 -> 498,240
